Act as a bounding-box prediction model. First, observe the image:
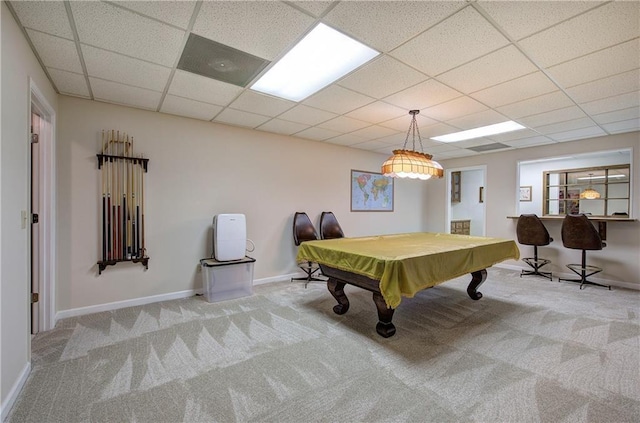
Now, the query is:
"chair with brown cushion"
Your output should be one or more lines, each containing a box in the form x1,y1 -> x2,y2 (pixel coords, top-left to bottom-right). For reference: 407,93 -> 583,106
559,213 -> 610,290
319,211 -> 344,240
516,214 -> 553,280
291,212 -> 324,286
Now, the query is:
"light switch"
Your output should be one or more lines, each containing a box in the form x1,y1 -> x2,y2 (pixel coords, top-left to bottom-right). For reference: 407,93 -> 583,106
21,210 -> 27,229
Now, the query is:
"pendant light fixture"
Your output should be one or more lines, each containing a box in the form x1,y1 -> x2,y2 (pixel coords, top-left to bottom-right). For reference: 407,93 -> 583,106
381,110 -> 443,180
580,173 -> 601,200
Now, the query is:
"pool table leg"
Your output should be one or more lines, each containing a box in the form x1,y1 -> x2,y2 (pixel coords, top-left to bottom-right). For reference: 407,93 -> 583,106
373,292 -> 396,338
467,269 -> 487,300
327,278 -> 350,314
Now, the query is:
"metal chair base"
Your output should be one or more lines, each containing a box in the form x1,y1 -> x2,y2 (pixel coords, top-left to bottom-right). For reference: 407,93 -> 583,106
520,257 -> 552,280
559,263 -> 610,290
291,263 -> 325,288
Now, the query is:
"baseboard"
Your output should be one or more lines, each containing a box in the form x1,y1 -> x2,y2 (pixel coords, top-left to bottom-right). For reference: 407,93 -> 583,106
1,362 -> 30,422
494,263 -> 639,291
54,273 -> 307,321
253,272 -> 302,286
55,289 -> 200,321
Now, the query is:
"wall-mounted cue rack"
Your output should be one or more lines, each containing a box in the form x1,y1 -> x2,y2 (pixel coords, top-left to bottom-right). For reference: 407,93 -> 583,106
97,130 -> 149,274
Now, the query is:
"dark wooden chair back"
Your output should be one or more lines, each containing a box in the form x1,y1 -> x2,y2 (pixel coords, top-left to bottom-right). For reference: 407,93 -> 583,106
319,211 -> 344,240
516,214 -> 552,246
293,212 -> 319,246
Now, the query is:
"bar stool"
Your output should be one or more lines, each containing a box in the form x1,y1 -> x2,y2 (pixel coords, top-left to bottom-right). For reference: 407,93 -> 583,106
516,214 -> 553,280
559,213 -> 610,290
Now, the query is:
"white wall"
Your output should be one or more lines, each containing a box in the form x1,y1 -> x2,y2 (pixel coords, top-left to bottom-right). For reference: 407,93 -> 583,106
451,169 -> 484,236
425,132 -> 640,288
1,3 -> 58,417
57,96 -> 428,312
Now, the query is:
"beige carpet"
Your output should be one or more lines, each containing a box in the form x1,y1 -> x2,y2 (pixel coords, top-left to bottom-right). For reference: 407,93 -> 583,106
7,268 -> 640,422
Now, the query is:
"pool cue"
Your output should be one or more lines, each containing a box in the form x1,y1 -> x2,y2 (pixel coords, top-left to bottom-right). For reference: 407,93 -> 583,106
101,130 -> 107,262
141,153 -> 145,258
130,137 -> 136,258
136,154 -> 141,258
106,131 -> 112,261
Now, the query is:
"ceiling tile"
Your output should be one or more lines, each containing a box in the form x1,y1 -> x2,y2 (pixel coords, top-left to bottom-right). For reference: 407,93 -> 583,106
229,91 -> 295,117
478,1 -> 604,41
535,117 -> 595,136
518,2 -> 640,67
325,133 -> 369,147
581,91 -> 640,115
324,1 -> 464,52
47,68 -> 89,98
496,91 -> 574,119
337,55 -> 427,99
290,1 -> 334,18
349,125 -> 399,140
318,116 -> 370,133
26,30 -> 83,73
438,46 -> 537,94
10,0 -> 73,39
592,107 -> 640,125
602,118 -> 640,134
389,6 -> 509,76
423,144 -> 461,154
168,70 -> 243,107
436,149 -> 480,159
160,95 -> 222,121
420,123 -> 461,139
70,1 -> 185,67
111,1 -> 196,30
501,136 -> 556,148
446,109 -> 509,130
214,108 -> 270,128
519,106 -> 587,128
192,1 -> 314,61
90,78 -> 162,110
547,126 -> 606,142
488,128 -> 542,143
566,70 -> 640,104
302,85 -> 375,114
296,127 -> 342,141
546,39 -> 640,88
82,45 -> 171,92
422,96 -> 488,121
346,102 -> 406,124
350,139 -> 392,151
383,79 -> 462,111
471,71 -> 558,108
380,113 -> 438,132
277,105 -> 337,126
256,119 -> 309,136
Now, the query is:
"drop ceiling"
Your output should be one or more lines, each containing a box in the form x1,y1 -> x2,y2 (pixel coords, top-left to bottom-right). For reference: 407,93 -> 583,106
7,0 -> 640,160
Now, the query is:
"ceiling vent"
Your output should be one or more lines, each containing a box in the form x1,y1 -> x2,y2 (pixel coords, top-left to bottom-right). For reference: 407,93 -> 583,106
467,142 -> 510,152
177,33 -> 270,87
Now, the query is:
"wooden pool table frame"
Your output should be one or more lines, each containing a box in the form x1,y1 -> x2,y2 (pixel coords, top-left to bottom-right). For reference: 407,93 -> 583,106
319,263 -> 487,338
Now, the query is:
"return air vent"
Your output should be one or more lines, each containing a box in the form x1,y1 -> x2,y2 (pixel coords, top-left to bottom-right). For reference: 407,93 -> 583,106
467,142 -> 510,152
177,33 -> 270,87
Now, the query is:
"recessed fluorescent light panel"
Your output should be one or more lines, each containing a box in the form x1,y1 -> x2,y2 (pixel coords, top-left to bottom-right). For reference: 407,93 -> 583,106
250,23 -> 379,102
431,121 -> 526,143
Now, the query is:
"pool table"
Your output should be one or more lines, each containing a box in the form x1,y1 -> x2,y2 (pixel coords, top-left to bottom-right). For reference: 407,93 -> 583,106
296,232 -> 520,337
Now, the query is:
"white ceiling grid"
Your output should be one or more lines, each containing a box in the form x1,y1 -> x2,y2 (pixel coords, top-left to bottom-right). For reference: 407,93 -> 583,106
7,0 -> 640,159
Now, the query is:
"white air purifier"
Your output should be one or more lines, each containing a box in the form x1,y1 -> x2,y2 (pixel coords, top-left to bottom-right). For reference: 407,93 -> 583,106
213,214 -> 246,261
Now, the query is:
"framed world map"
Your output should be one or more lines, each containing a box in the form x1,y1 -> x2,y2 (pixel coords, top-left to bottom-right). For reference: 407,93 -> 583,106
350,170 -> 394,212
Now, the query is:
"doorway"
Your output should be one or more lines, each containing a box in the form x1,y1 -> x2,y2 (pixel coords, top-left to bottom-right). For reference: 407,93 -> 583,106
446,166 -> 486,236
29,80 -> 56,333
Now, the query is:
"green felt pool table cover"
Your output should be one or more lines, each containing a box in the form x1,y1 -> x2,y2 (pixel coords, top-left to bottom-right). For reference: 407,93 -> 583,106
296,232 -> 520,308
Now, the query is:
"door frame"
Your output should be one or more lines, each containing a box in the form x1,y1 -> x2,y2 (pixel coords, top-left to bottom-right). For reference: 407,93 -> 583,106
445,165 -> 487,236
29,79 -> 56,332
